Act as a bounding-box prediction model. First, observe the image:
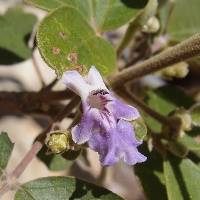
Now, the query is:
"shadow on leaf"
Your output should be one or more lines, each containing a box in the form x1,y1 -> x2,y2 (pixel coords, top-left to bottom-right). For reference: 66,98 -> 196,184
0,48 -> 24,65
168,155 -> 191,199
69,178 -> 110,200
135,144 -> 167,200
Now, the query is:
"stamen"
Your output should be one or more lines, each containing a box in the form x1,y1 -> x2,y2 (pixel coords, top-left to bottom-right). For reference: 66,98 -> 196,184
91,89 -> 109,96
87,89 -> 109,110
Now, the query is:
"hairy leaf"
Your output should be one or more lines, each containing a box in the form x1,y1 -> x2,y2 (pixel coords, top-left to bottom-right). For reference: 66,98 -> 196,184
164,156 -> 200,200
37,6 -> 116,76
0,132 -> 14,172
26,0 -> 148,31
0,8 -> 37,64
14,176 -> 123,200
93,0 -> 148,32
167,0 -> 200,41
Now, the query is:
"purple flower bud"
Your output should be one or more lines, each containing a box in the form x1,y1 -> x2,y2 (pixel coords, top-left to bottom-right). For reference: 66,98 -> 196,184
63,66 -> 147,166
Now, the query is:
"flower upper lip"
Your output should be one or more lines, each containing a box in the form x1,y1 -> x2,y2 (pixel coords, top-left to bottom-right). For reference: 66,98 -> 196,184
62,66 -> 108,103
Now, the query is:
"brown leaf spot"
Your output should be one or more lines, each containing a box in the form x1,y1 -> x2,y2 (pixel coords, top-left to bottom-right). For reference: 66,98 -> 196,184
67,64 -> 87,74
67,52 -> 78,64
74,65 -> 83,73
52,47 -> 60,55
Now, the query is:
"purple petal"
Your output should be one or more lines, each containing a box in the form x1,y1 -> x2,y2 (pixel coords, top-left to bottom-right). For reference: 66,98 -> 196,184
117,119 -> 142,146
88,119 -> 146,166
71,112 -> 94,144
108,99 -> 140,121
116,120 -> 146,165
123,147 -> 147,165
62,70 -> 90,100
87,66 -> 108,90
88,130 -> 118,166
88,108 -> 116,132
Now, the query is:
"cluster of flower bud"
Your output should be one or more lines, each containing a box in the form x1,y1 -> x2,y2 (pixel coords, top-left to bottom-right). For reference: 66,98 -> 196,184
159,62 -> 189,80
142,16 -> 160,34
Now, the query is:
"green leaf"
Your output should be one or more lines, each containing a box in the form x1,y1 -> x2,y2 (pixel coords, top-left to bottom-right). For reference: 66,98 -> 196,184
93,0 -> 148,32
179,134 -> 200,152
144,86 -> 194,132
25,0 -> 92,23
190,103 -> 200,127
158,0 -> 171,34
164,156 -> 200,200
167,0 -> 200,41
25,0 -> 61,11
178,128 -> 200,157
165,140 -> 188,158
135,144 -> 167,200
0,8 -> 37,64
132,118 -> 147,141
26,0 -> 148,32
37,145 -> 70,171
14,176 -> 123,200
0,132 -> 14,172
37,6 -> 116,76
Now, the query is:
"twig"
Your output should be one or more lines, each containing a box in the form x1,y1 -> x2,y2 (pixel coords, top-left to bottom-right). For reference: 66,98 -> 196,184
0,96 -> 80,197
124,33 -> 152,69
111,33 -> 200,89
40,78 -> 58,92
0,90 -> 74,117
10,141 -> 44,179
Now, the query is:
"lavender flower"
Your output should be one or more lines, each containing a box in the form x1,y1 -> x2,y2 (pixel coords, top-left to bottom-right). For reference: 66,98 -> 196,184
63,66 -> 146,166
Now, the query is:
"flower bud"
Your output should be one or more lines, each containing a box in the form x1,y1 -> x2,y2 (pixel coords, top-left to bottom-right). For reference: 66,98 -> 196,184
173,108 -> 192,132
142,16 -> 160,33
45,130 -> 70,154
159,62 -> 189,80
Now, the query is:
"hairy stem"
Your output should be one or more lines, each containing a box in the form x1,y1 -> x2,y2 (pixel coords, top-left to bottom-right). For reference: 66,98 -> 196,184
111,33 -> 200,89
11,141 -> 44,179
0,90 -> 74,117
0,96 -> 80,197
